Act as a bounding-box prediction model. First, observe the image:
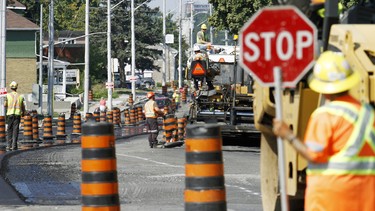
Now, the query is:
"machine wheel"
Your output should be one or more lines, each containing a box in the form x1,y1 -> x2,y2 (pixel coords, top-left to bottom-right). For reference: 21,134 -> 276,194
260,133 -> 280,211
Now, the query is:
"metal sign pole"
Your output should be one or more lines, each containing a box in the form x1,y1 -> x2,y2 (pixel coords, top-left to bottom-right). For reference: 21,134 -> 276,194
273,66 -> 289,211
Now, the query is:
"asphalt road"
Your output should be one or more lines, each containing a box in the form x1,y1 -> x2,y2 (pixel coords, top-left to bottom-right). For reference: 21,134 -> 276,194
0,134 -> 262,211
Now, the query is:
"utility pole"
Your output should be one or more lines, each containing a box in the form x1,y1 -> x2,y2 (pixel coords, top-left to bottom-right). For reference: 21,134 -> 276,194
0,0 -> 6,116
39,4 -> 43,114
178,0 -> 182,88
162,0 -> 166,87
83,0 -> 90,114
47,1 -> 54,116
131,0 -> 136,99
209,4 -> 213,43
107,0 -> 112,110
190,1 -> 194,57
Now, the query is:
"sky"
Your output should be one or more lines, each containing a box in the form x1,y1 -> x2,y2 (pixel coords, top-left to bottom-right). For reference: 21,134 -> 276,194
148,0 -> 209,16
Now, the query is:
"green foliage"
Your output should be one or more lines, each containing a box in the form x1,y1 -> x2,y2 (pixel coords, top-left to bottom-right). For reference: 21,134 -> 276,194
92,83 -> 119,99
208,0 -> 362,34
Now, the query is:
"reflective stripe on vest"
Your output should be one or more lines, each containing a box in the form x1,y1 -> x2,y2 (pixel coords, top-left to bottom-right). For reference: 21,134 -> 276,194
6,92 -> 23,115
307,102 -> 375,176
144,100 -> 157,118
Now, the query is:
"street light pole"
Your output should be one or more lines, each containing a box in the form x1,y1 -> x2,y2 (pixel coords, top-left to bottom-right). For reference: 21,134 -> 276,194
131,0 -> 136,99
0,0 -> 7,116
162,0 -> 166,87
107,0 -> 113,111
39,4 -> 43,114
47,0 -> 55,116
83,0 -> 90,114
190,1 -> 194,58
178,0 -> 182,88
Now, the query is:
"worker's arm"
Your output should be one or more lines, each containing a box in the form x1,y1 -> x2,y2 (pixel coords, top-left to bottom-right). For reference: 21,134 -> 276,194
272,119 -> 314,162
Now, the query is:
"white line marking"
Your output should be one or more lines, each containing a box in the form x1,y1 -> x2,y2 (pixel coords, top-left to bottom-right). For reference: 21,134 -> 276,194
116,153 -> 184,168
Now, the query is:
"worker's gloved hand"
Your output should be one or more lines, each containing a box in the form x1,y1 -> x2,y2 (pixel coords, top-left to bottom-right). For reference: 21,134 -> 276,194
272,119 -> 293,139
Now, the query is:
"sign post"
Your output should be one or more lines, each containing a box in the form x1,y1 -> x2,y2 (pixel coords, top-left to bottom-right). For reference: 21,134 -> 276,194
239,6 -> 317,211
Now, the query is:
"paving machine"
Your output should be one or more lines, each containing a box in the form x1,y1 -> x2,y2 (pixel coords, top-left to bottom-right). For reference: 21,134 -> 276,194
187,44 -> 260,138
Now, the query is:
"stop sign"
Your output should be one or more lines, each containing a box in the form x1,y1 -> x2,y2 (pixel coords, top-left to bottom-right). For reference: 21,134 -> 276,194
239,6 -> 317,87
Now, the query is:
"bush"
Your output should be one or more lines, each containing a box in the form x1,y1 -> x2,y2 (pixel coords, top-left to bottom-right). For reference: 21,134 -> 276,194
92,83 -> 119,99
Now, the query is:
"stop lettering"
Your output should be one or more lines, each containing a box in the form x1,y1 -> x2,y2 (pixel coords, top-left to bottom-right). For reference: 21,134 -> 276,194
243,30 -> 313,62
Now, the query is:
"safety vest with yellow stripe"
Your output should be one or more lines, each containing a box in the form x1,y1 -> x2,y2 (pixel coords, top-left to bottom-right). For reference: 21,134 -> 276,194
144,100 -> 157,118
307,101 -> 375,176
6,92 -> 24,116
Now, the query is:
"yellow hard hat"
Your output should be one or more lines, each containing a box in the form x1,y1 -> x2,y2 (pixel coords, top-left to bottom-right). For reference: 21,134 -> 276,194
308,51 -> 360,94
201,24 -> 207,30
9,81 -> 18,89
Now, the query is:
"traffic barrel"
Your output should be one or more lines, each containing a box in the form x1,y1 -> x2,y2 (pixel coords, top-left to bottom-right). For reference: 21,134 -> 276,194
32,113 -> 41,144
136,106 -> 143,123
185,124 -> 227,211
85,113 -> 93,122
100,111 -> 107,122
93,111 -> 100,122
128,94 -> 134,106
0,116 -> 6,154
41,115 -> 55,147
70,103 -> 77,119
56,113 -> 67,144
106,110 -> 113,124
71,112 -> 82,144
178,117 -> 186,141
20,112 -> 34,150
88,90 -> 93,101
81,122 -> 120,210
129,108 -> 136,125
124,109 -> 131,126
112,108 -> 120,127
163,114 -> 176,143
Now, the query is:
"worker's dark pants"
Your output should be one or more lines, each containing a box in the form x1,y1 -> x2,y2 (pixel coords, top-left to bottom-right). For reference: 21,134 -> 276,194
146,118 -> 159,146
7,115 -> 21,150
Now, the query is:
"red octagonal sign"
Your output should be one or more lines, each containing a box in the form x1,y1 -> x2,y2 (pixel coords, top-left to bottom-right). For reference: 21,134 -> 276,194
239,6 -> 317,87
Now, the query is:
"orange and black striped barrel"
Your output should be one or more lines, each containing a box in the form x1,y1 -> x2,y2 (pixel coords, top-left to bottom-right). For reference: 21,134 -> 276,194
112,108 -> 119,126
129,108 -> 136,125
70,103 -> 77,119
23,113 -> 33,141
128,94 -> 134,106
72,112 -> 82,143
163,114 -> 176,143
185,124 -> 226,211
85,113 -> 93,122
93,111 -> 100,122
178,117 -> 186,141
56,113 -> 66,144
81,122 -> 119,210
42,115 -> 54,146
32,114 -> 39,141
106,110 -> 113,123
100,111 -> 107,122
0,116 -> 6,153
73,113 -> 82,134
124,109 -> 131,126
116,108 -> 122,125
136,106 -> 143,123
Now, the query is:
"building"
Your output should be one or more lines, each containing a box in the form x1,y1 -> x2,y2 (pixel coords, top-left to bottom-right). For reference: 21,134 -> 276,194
5,7 -> 39,94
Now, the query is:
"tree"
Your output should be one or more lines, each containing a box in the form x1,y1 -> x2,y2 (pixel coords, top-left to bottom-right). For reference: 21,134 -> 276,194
208,0 -> 361,34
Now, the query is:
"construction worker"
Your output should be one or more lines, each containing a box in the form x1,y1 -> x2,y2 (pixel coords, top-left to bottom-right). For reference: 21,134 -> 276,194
172,90 -> 180,111
273,51 -> 375,211
196,24 -> 211,50
5,81 -> 25,151
143,92 -> 164,148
